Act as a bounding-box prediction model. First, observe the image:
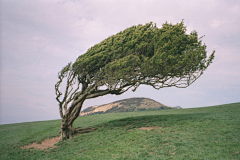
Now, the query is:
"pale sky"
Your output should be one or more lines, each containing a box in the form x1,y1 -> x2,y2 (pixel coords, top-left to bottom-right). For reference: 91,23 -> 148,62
1,0 -> 240,124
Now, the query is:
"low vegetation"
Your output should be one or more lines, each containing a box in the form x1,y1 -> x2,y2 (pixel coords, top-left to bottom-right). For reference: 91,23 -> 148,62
0,102 -> 239,159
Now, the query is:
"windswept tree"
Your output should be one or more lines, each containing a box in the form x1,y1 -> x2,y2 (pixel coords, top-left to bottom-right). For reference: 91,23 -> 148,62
55,21 -> 215,140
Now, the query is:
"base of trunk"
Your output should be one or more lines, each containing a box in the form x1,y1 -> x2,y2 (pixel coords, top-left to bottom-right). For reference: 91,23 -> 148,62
60,126 -> 76,140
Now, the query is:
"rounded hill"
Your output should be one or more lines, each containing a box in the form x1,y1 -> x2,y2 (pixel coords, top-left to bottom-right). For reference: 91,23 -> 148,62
80,97 -> 172,116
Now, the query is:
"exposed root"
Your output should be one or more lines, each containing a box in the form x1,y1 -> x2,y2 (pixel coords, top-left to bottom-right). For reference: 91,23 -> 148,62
75,127 -> 95,135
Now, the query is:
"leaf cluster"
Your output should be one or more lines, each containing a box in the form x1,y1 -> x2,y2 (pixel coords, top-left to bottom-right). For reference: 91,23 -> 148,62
72,21 -> 214,89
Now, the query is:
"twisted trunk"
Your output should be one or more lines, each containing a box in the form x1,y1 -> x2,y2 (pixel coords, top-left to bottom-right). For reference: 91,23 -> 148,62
59,88 -> 131,140
60,100 -> 84,140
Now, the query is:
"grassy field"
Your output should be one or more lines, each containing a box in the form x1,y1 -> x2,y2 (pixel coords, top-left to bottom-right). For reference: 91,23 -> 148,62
0,102 -> 239,159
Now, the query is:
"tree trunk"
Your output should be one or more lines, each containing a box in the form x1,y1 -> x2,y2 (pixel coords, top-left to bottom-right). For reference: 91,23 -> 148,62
60,117 -> 75,140
60,100 -> 84,140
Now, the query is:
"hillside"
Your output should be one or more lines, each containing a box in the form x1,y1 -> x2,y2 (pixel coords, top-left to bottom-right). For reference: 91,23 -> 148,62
1,102 -> 239,159
80,97 -> 172,116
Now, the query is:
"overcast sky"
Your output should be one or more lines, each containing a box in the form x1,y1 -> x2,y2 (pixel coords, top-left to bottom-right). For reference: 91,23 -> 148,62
1,0 -> 240,124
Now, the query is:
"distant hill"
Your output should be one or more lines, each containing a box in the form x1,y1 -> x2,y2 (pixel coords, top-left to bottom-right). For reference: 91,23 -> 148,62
80,97 -> 173,116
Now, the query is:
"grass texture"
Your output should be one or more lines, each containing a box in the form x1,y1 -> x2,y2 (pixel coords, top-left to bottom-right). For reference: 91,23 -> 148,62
0,102 -> 239,159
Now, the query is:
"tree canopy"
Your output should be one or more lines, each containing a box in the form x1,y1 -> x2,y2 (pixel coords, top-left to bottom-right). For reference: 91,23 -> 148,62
55,21 -> 215,139
71,21 -> 214,91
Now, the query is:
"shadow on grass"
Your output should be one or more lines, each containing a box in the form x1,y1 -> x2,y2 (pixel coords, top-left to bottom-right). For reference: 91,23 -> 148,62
94,112 -> 209,130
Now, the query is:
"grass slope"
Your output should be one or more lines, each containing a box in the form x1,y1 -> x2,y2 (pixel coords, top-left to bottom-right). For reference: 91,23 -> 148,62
0,103 -> 240,159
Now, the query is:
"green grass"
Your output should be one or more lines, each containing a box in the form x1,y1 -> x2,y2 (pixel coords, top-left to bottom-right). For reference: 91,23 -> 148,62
1,103 -> 240,159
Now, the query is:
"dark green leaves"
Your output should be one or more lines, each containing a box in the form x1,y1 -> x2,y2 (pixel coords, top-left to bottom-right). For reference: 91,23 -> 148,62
72,21 -> 214,89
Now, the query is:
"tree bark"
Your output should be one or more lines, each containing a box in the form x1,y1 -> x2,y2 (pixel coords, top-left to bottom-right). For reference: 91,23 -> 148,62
60,100 -> 84,140
60,119 -> 75,140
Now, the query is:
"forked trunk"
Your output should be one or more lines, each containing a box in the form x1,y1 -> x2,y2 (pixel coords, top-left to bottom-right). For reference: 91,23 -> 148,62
60,100 -> 84,140
60,117 -> 75,140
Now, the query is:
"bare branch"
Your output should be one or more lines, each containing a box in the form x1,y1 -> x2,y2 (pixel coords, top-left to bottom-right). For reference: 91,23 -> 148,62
86,89 -> 110,99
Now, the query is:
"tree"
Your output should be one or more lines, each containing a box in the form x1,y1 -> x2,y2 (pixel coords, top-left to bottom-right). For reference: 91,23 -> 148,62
55,21 -> 215,140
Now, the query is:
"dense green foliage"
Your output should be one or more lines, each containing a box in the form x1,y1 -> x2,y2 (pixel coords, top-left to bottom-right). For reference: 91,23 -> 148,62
72,21 -> 214,89
1,103 -> 239,159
